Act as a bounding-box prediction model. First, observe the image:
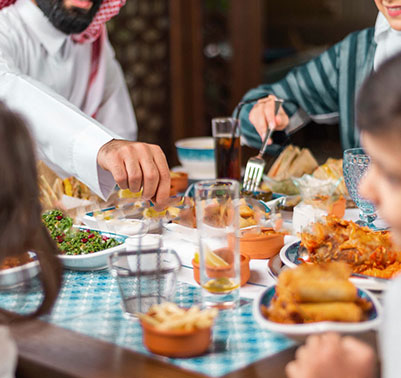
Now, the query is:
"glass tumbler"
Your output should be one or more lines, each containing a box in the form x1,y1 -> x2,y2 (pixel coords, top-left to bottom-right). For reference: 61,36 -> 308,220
194,179 -> 241,309
212,117 -> 241,180
108,246 -> 181,318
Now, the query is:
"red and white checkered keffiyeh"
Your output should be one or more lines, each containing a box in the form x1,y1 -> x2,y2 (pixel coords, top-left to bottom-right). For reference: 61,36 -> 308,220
0,0 -> 125,43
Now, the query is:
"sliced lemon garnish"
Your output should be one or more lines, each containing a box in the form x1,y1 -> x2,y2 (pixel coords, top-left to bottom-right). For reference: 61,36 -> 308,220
118,189 -> 142,199
63,178 -> 73,196
143,207 -> 167,218
203,278 -> 239,293
193,250 -> 229,268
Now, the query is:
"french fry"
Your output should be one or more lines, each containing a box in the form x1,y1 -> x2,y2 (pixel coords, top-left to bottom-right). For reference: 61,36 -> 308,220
140,302 -> 217,331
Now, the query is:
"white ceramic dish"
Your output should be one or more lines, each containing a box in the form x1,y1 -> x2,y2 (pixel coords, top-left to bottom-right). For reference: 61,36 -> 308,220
0,254 -> 40,289
58,228 -> 127,271
82,206 -> 161,235
253,285 -> 382,342
174,137 -> 216,180
279,241 -> 390,291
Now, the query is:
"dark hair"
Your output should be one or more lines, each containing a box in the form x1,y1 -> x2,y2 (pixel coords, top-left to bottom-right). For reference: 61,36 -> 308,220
357,51 -> 401,136
0,102 -> 62,321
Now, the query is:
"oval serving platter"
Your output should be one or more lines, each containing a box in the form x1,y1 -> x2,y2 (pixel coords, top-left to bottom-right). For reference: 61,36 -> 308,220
279,241 -> 389,291
253,285 -> 382,342
58,227 -> 127,271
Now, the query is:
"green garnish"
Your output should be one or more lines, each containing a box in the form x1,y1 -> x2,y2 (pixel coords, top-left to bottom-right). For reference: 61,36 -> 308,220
42,210 -> 122,255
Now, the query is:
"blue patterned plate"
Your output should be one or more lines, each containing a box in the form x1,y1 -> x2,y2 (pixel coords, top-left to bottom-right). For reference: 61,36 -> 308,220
279,241 -> 390,291
253,285 -> 382,342
58,227 -> 127,271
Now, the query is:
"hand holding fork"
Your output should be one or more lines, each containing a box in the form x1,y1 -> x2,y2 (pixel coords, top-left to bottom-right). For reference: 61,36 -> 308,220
243,98 -> 284,192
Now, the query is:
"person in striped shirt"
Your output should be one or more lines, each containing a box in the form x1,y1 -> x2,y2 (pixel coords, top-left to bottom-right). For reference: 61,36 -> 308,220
286,51 -> 401,378
239,0 -> 401,151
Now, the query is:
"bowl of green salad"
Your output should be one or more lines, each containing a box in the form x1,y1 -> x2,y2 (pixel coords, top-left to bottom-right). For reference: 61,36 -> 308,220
42,210 -> 127,271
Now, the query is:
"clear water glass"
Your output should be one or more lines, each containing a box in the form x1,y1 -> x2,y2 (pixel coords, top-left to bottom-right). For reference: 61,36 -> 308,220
194,179 -> 241,309
343,148 -> 376,226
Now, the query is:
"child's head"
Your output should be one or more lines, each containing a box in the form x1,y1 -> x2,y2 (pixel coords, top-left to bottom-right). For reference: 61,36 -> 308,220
357,51 -> 401,245
0,102 -> 61,319
374,1 -> 401,31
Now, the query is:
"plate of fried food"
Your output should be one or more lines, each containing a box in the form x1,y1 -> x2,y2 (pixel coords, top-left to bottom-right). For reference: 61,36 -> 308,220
0,252 -> 40,289
280,216 -> 401,291
42,210 -> 127,271
253,262 -> 382,342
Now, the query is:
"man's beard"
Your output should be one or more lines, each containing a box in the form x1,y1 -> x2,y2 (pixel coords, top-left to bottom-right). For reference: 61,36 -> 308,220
36,0 -> 103,35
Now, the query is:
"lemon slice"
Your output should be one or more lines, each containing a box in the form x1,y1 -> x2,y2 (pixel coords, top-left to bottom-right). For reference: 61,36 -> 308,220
143,207 -> 167,218
193,250 -> 229,268
203,278 -> 239,293
118,189 -> 142,199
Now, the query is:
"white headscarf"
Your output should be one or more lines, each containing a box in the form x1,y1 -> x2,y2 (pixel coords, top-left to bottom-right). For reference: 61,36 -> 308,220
374,11 -> 401,70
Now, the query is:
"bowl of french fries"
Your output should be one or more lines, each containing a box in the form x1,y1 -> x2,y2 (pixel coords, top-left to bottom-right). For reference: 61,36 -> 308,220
138,302 -> 218,358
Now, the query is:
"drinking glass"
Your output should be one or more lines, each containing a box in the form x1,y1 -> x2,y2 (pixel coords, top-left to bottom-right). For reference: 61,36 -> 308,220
194,179 -> 241,309
343,148 -> 377,226
108,244 -> 181,318
212,117 -> 241,180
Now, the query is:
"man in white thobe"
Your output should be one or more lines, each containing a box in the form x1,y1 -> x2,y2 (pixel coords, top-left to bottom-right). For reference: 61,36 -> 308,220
0,0 -> 171,204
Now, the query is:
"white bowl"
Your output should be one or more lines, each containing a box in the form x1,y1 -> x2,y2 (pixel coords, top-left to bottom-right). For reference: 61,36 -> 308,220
0,255 -> 40,289
175,137 -> 215,179
253,285 -> 382,342
58,227 -> 128,271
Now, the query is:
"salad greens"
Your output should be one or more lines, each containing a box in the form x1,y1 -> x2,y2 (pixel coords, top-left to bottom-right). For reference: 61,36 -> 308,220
42,210 -> 121,256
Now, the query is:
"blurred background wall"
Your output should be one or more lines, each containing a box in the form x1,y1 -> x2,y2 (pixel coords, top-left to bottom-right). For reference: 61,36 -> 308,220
108,0 -> 377,166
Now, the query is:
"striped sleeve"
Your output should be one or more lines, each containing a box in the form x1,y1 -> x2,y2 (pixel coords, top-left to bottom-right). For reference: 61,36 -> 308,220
238,28 -> 374,149
239,42 -> 342,148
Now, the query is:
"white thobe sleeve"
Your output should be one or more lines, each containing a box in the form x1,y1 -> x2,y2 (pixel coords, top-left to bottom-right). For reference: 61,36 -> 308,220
0,44 -> 117,200
95,38 -> 138,141
379,276 -> 401,378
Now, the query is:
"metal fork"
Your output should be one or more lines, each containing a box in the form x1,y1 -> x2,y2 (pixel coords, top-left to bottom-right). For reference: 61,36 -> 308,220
242,99 -> 283,192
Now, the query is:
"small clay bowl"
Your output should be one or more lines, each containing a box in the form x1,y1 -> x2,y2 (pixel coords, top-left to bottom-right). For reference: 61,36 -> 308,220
170,172 -> 189,195
141,320 -> 211,358
239,228 -> 284,259
192,249 -> 250,287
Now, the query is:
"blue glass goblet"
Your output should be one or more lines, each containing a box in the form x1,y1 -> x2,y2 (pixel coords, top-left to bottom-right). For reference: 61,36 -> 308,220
343,148 -> 377,227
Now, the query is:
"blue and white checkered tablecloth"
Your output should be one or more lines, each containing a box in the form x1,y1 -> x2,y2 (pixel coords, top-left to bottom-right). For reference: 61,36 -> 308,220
0,270 -> 294,377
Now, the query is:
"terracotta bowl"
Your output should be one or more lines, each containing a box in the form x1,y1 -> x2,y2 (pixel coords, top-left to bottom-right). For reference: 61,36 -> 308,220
192,249 -> 250,287
141,320 -> 212,358
328,196 -> 346,218
238,228 -> 284,260
170,171 -> 189,195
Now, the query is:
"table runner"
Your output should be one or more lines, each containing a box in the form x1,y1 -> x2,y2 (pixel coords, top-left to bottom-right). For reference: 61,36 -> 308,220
0,270 -> 293,377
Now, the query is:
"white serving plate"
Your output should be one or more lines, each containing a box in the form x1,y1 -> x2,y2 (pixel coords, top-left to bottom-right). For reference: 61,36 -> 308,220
253,285 -> 382,342
58,228 -> 127,271
279,241 -> 390,291
0,255 -> 40,289
82,207 -> 161,235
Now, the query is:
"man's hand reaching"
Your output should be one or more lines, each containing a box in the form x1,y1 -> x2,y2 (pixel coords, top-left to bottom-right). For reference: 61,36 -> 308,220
97,139 -> 171,207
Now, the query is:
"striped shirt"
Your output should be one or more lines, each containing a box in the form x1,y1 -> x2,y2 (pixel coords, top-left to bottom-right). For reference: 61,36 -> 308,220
239,28 -> 377,150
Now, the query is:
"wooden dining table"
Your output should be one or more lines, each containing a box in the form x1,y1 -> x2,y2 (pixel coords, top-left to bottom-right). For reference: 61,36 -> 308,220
7,204 -> 381,378
11,317 -> 291,378
10,317 -> 377,378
